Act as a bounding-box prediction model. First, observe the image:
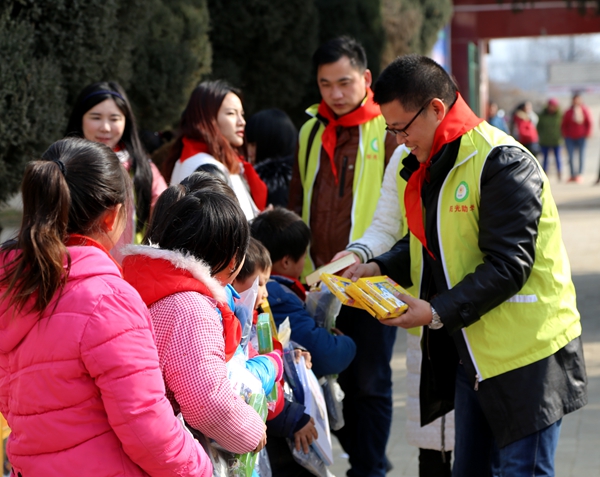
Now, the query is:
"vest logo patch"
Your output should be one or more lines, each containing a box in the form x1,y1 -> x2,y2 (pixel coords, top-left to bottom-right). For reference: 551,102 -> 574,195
371,138 -> 379,152
455,182 -> 469,202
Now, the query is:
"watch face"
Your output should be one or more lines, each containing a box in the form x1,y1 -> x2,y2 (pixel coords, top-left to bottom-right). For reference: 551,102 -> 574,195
429,320 -> 444,330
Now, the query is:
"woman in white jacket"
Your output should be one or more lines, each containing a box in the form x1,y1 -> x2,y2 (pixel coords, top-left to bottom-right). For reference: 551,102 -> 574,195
334,145 -> 454,476
162,80 -> 267,220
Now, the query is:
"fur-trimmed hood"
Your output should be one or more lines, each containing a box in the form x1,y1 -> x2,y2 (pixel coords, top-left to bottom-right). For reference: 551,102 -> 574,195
121,244 -> 227,306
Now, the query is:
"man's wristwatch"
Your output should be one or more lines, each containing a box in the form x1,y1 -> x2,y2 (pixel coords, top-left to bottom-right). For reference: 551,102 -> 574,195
428,305 -> 444,330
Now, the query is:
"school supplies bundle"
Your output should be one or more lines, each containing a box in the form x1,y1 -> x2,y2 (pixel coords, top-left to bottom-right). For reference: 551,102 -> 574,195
320,274 -> 411,320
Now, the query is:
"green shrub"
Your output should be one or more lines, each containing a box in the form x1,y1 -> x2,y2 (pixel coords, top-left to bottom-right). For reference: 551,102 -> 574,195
0,0 -> 211,204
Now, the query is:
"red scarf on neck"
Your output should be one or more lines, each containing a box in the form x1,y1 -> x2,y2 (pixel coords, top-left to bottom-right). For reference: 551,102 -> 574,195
65,234 -> 123,276
317,88 -> 381,183
180,137 -> 210,162
404,93 -> 483,258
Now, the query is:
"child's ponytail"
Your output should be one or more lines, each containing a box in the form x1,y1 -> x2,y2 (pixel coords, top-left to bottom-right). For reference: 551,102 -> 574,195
1,159 -> 71,314
1,138 -> 128,315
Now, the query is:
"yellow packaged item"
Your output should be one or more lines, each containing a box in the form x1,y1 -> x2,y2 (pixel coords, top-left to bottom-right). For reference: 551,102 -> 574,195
355,276 -> 410,316
320,273 -> 358,307
346,282 -> 394,320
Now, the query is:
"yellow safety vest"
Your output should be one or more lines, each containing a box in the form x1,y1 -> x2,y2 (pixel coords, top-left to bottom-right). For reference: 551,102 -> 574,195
397,121 -> 581,379
297,104 -> 387,277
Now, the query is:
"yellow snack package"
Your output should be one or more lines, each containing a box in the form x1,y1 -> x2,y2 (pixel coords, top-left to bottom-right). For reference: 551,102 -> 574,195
346,282 -> 394,320
320,273 -> 359,308
355,276 -> 410,316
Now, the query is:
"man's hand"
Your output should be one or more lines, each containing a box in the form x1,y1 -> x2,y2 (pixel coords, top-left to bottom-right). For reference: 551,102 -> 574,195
341,261 -> 381,280
380,293 -> 434,329
331,250 -> 361,264
294,417 -> 318,454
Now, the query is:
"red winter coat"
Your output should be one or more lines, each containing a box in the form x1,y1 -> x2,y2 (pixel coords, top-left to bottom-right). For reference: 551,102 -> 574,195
561,105 -> 592,139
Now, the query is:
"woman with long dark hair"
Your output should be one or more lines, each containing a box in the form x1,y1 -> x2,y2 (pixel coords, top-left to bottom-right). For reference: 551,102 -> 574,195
66,81 -> 167,250
163,80 -> 267,219
0,138 -> 210,477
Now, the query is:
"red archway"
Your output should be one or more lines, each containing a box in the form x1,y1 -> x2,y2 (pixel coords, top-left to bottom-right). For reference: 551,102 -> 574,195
451,0 -> 600,115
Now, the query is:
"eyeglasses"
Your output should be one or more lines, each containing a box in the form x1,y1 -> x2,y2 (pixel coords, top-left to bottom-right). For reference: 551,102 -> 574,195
385,100 -> 431,138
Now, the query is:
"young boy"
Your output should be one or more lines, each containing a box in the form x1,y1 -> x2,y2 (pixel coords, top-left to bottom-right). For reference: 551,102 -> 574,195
232,238 -> 318,471
250,208 -> 357,380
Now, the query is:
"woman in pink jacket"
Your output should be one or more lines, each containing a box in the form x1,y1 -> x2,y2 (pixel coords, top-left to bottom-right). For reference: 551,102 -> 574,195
0,138 -> 211,477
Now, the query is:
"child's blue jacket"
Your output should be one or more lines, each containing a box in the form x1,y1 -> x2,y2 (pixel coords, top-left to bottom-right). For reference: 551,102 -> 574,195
266,276 -> 356,377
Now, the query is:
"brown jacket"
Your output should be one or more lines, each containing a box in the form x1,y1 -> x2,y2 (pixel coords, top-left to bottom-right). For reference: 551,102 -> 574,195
288,123 -> 397,269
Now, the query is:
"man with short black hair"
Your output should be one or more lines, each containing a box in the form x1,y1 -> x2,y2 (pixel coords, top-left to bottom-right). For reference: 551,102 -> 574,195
349,53 -> 587,476
288,36 -> 398,477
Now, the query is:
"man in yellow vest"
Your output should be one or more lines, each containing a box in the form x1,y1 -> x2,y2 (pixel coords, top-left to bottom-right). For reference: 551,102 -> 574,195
288,37 -> 397,477
348,54 -> 587,476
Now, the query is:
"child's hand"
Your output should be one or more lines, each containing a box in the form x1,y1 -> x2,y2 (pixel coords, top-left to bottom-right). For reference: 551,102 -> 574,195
294,349 -> 312,369
294,417 -> 318,454
253,424 -> 268,453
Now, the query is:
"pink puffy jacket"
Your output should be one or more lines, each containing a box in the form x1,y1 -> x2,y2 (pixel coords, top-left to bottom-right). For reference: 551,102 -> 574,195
0,245 -> 212,477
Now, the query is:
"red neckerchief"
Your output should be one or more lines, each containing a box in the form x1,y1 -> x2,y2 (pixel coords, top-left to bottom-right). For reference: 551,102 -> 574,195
240,159 -> 267,210
404,93 -> 483,258
273,274 -> 307,302
122,254 -> 241,362
65,234 -> 123,276
180,137 -> 210,163
317,88 -> 381,183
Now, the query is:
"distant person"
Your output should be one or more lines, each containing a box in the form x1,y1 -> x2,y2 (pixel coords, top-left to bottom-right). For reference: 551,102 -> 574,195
512,101 -> 540,156
561,92 -> 592,183
163,80 -> 267,218
0,138 -> 210,477
487,102 -> 509,133
288,35 -> 397,477
246,108 -> 298,207
537,98 -> 563,180
66,81 -> 168,255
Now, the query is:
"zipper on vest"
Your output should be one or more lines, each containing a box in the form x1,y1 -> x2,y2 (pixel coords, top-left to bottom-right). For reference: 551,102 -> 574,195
474,374 -> 480,391
441,414 -> 446,463
339,156 -> 348,197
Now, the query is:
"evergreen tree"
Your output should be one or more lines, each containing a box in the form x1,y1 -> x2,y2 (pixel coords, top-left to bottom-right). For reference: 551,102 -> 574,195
208,0 -> 319,116
0,0 -> 211,204
129,0 -> 212,132
381,0 -> 452,66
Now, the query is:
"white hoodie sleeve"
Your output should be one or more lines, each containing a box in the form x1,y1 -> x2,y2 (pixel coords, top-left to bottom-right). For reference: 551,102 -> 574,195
346,145 -> 407,263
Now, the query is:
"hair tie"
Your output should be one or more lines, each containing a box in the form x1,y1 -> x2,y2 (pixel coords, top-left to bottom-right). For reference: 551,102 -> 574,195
82,90 -> 125,103
52,159 -> 67,177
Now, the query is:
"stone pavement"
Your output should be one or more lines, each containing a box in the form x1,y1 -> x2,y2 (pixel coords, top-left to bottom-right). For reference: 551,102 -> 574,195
329,137 -> 600,477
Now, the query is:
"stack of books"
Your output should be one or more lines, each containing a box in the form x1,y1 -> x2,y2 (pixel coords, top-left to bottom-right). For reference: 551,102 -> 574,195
320,274 -> 410,320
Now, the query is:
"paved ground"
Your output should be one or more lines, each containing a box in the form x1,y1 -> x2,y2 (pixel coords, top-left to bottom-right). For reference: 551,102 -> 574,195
329,137 -> 600,477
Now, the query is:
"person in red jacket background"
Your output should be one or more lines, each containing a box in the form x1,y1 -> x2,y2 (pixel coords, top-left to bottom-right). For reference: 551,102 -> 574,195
561,92 -> 592,183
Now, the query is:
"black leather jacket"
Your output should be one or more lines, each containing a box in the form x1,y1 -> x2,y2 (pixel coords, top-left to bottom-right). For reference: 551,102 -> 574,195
374,137 -> 587,447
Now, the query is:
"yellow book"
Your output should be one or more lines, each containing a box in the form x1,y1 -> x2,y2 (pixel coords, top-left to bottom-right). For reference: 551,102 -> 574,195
320,273 -> 359,307
355,276 -> 410,316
